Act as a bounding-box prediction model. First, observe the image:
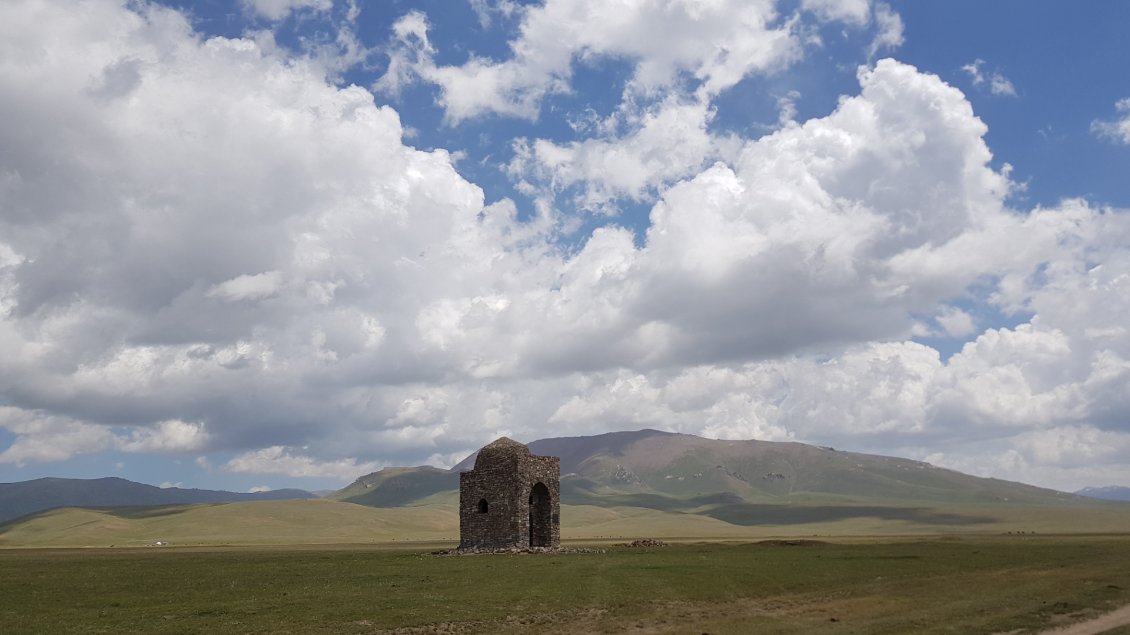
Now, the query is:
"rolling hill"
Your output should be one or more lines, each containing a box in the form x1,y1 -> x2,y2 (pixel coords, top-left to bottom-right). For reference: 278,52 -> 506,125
0,500 -> 458,547
0,477 -> 316,524
4,430 -> 1128,547
329,429 -> 1129,533
9,495 -> 1130,548
330,466 -> 458,507
340,429 -> 1087,511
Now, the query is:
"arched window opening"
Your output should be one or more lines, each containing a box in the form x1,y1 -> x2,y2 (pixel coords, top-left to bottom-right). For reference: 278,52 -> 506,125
477,498 -> 489,513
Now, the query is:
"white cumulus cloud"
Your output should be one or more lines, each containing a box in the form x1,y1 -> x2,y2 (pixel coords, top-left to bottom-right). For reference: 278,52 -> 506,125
2,0 -> 1130,493
243,0 -> 331,21
961,59 -> 1017,97
224,446 -> 383,480
381,0 -> 802,122
508,98 -> 741,210
801,0 -> 871,25
1092,97 -> 1130,144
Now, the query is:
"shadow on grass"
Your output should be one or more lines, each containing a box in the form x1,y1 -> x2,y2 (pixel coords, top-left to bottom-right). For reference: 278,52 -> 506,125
562,484 -> 746,511
0,503 -> 199,531
341,470 -> 460,507
563,486 -> 996,526
703,504 -> 996,526
103,505 -> 202,520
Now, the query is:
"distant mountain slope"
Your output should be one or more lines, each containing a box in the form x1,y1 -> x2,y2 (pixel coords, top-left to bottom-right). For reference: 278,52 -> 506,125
0,477 -> 315,524
6,432 -> 1122,547
330,466 -> 458,507
538,429 -> 1081,506
1077,486 -> 1130,502
340,429 -> 1088,516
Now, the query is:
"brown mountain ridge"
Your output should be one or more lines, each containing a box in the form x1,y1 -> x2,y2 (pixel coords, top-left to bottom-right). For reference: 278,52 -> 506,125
333,429 -> 1102,527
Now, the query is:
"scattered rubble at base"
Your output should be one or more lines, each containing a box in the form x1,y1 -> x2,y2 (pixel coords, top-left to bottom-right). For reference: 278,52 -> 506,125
623,538 -> 668,548
755,539 -> 826,547
431,546 -> 605,556
431,538 -> 673,554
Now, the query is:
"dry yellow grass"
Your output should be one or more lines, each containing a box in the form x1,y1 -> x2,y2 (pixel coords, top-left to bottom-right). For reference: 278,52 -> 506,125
4,498 -> 1130,548
0,500 -> 458,547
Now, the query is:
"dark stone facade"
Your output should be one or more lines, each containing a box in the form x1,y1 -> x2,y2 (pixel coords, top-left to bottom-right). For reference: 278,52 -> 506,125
458,437 -> 560,550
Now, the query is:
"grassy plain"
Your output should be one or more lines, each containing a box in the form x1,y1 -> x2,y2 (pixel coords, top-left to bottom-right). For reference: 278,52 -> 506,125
5,498 -> 1130,548
0,500 -> 459,548
2,536 -> 1129,634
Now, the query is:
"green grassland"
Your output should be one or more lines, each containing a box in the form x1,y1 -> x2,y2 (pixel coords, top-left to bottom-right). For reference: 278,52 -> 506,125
2,537 -> 1129,634
4,498 -> 1130,548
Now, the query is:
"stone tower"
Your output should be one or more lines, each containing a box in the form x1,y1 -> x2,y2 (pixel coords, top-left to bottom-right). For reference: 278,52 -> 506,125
458,437 -> 560,550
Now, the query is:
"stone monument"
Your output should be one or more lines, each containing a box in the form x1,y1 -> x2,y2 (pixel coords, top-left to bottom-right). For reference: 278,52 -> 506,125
458,437 -> 560,550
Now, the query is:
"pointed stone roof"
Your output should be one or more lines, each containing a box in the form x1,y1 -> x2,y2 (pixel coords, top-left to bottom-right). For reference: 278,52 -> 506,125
473,436 -> 530,470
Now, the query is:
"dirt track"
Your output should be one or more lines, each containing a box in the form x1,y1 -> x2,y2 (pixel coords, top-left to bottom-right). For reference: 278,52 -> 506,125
1038,604 -> 1130,635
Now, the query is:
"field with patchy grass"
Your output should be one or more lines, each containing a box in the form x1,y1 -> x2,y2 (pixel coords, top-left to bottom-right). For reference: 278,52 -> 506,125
2,536 -> 1129,634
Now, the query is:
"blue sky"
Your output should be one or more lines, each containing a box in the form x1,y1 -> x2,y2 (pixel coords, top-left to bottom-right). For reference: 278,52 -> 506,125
1,0 -> 1128,494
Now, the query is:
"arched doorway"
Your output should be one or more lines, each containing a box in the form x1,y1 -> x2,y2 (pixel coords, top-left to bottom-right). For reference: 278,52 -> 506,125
528,482 -> 551,548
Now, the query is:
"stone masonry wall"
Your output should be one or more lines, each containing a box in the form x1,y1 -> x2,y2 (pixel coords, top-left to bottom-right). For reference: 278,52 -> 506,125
458,438 -> 560,550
